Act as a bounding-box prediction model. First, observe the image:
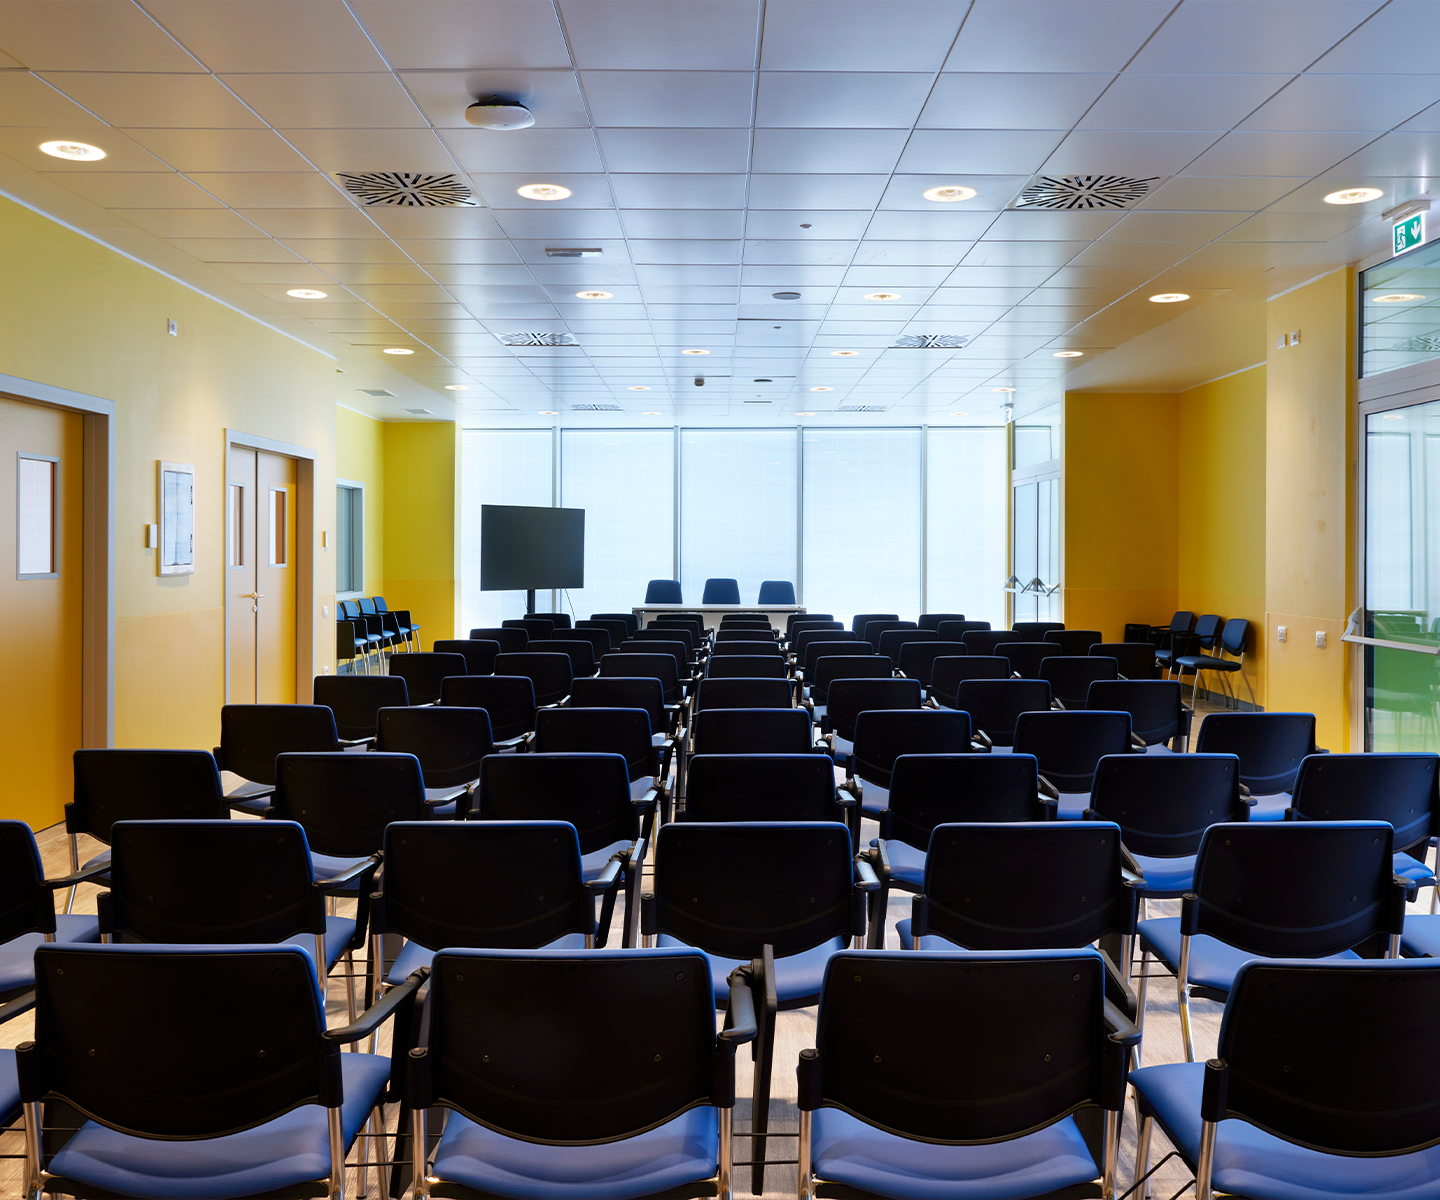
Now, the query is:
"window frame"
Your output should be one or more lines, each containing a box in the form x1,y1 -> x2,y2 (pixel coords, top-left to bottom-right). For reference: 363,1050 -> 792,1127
335,479 -> 365,599
16,451 -> 59,581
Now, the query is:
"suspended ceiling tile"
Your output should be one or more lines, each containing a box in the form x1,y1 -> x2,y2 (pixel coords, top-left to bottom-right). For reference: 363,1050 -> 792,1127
628,239 -> 744,264
1098,211 -> 1247,241
209,260 -> 340,285
852,241 -> 975,266
861,211 -> 995,240
1297,0 -> 1438,73
1045,265 -> 1152,289
222,72 -> 428,129
750,128 -> 908,174
841,266 -> 953,287
1185,129 -> 1372,175
582,70 -> 755,128
360,207 -> 508,239
310,316 -> 405,333
744,210 -> 871,240
747,174 -> 889,210
280,237 -> 413,263
621,209 -> 747,239
145,0 -> 387,71
1218,211 -> 1367,241
541,282 -> 645,302
1079,73 -> 1292,133
441,127 -> 604,173
636,265 -> 742,287
123,126 -> 314,172
1240,73 -> 1440,132
40,71 -> 262,129
900,130 -> 1066,176
0,125 -> 169,171
113,207 -> 264,237
930,285 -> 1043,305
755,71 -> 934,129
493,207 -> 625,239
42,170 -> 222,207
231,207 -> 380,239
357,3 -> 569,69
878,175 -> 1029,211
508,237 -> 631,262
1131,0 -> 1382,72
315,262 -> 438,285
1041,130 -> 1221,177
185,171 -> 352,206
165,236 -> 302,262
553,303 -> 652,320
468,173 -> 615,209
445,282 -> 551,304
606,172 -> 747,209
1321,132 -> 1440,178
400,69 -> 588,130
1139,175 -> 1310,211
986,210 -> 1126,241
761,0 -> 964,71
739,264 -> 848,285
922,73 -> 1114,130
961,241 -> 1088,267
945,266 -> 1056,288
560,0 -> 759,70
597,128 -> 751,173
1067,240 -> 1203,268
0,2 -> 202,71
945,1 -> 1170,73
741,239 -> 856,265
528,262 -> 641,285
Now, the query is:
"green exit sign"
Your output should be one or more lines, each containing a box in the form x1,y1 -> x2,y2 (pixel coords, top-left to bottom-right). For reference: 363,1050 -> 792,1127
1394,212 -> 1425,255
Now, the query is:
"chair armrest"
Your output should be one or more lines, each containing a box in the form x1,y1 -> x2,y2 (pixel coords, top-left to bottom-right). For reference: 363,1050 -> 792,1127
1103,998 -> 1142,1048
1039,796 -> 1059,820
42,861 -> 112,890
972,729 -> 993,750
339,736 -> 375,748
323,967 -> 427,1045
719,966 -> 758,1046
1038,774 -> 1059,800
854,857 -> 880,891
1101,948 -> 1139,1023
1129,733 -> 1148,751
0,990 -> 35,1027
314,854 -> 382,891
585,855 -> 624,893
423,785 -> 471,808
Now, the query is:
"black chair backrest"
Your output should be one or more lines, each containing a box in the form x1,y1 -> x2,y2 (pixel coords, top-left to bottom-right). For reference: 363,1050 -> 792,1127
801,635 -> 864,676
824,677 -> 922,742
654,822 -> 856,962
851,613 -> 898,634
788,612 -> 832,637
1090,642 -> 1158,680
1013,621 -> 1064,637
898,641 -> 966,686
917,613 -> 965,632
504,616 -> 555,640
433,639 -> 499,675
1218,617 -> 1249,657
389,652 -> 469,706
104,819 -> 321,944
707,654 -> 787,679
920,822 -> 1135,949
810,655 -> 892,705
878,627 -> 935,661
592,612 -> 641,636
788,618 -> 842,643
379,821 -> 591,950
851,710 -> 973,788
952,679 -> 1051,745
636,625 -> 696,655
1088,753 -> 1242,858
357,597 -> 378,616
336,621 -> 359,662
1191,613 -> 1223,647
570,675 -> 668,735
691,707 -> 814,755
862,620 -> 916,653
495,651 -> 574,706
1044,629 -> 1103,655
1195,712 -> 1318,794
577,618 -> 628,647
601,652 -> 683,704
218,704 -> 340,784
565,627 -> 613,657
478,753 -> 640,854
796,628 -> 858,666
885,754 -> 1045,851
684,754 -> 840,822
0,820 -> 57,942
534,707 -> 656,783
529,639 -> 597,677
547,613 -> 572,630
710,639 -> 782,657
653,617 -> 704,645
1012,711 -> 1133,793
930,656 -> 1010,705
694,677 -> 793,710
960,629 -> 1020,655
69,749 -> 227,843
312,674 -> 409,740
439,674 -> 537,741
809,950 -> 1117,1143
1086,679 -> 1184,746
376,705 -> 495,789
1168,611 -> 1196,634
998,641 -> 1056,679
1040,656 -> 1118,708
1191,821 -> 1398,957
1290,753 -> 1439,855
470,627 -> 528,653
716,627 -> 773,642
272,751 -> 428,858
618,639 -> 689,677
937,619 -> 991,641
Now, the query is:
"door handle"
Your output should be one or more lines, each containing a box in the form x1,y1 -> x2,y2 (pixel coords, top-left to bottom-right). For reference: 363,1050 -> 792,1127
241,592 -> 265,600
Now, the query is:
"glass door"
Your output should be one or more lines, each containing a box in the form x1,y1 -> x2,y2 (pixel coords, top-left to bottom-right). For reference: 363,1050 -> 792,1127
1010,476 -> 1060,625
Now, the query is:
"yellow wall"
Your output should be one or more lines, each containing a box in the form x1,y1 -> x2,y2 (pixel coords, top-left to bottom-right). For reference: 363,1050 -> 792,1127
1177,365 -> 1268,708
1264,269 -> 1354,749
336,405 -> 386,597
382,421 -> 458,646
0,195 -> 339,824
1061,392 -> 1180,640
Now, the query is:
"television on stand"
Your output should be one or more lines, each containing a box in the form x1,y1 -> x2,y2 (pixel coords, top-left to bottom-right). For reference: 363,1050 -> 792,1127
480,504 -> 585,614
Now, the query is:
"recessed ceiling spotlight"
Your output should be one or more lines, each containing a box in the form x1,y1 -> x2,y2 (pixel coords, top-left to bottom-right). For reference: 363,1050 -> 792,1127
796,411 -> 815,416
772,291 -> 802,299
864,292 -> 901,301
1324,187 -> 1384,205
539,410 -> 559,415
642,410 -> 661,415
444,384 -> 469,390
1383,412 -> 1405,419
628,386 -> 651,391
810,386 -> 834,392
1149,292 -> 1190,303
950,411 -> 969,416
1375,293 -> 1426,303
517,183 -> 571,201
383,347 -> 414,355
286,288 -> 327,299
40,140 -> 105,161
575,290 -> 613,299
681,348 -> 709,355
1053,350 -> 1084,358
923,185 -> 977,203
992,387 -> 1017,393
831,350 -> 859,357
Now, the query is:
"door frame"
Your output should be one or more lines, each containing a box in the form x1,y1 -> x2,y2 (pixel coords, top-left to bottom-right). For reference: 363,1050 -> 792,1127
224,429 -> 315,704
0,371 -> 114,749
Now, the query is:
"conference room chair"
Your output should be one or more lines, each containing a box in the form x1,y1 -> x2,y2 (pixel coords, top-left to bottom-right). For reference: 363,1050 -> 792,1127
570,675 -> 680,783
313,673 -> 408,744
821,677 -> 923,750
693,676 -> 793,710
577,616 -> 629,646
645,578 -> 683,603
1042,655 -> 1119,709
495,650 -> 574,707
477,752 -> 654,947
897,640 -> 965,691
19,942 -> 422,1200
65,748 -> 229,912
786,618 -> 841,648
1132,958 -> 1440,1200
701,577 -> 742,604
799,636 -> 865,682
916,611 -> 965,631
439,674 -> 537,747
1045,628 -> 1104,655
404,948 -> 754,1200
878,626 -> 935,662
850,612 -> 898,634
634,624 -> 700,661
1174,616 -> 1256,708
468,625 -> 527,653
98,819 -> 375,1005
794,627 -> 858,668
861,619 -> 916,652
929,655 -> 1011,710
682,753 -> 845,823
653,614 -> 706,642
1158,612 -> 1220,677
1088,679 -> 1190,752
548,613 -> 573,630
786,611 -> 833,639
689,707 -> 816,757
961,628 -> 1021,655
645,820 -> 873,1193
952,677 -> 1054,749
528,637 -> 598,679
357,597 -> 401,656
845,708 -> 975,824
503,615 -> 556,641
936,618 -> 991,642
341,600 -> 387,669
534,707 -> 668,818
806,654 -> 892,721
376,705 -> 495,813
374,594 -> 419,648
1091,640 -> 1159,679
564,626 -> 612,657
1013,620 -> 1065,637
865,754 -> 1048,932
336,619 -> 363,674
715,627 -> 775,643
796,951 -> 1137,1200
999,641 -> 1058,679
710,637 -> 782,657
719,619 -> 775,639
388,650 -> 468,706
1193,711 -> 1319,819
705,653 -> 787,680
617,639 -> 695,686
592,611 -> 641,636
433,638 -> 500,675
757,579 -> 796,604
214,703 -> 345,813
0,819 -> 102,1002
1135,820 -> 1408,1062
601,651 -> 689,711
1012,709 -> 1134,818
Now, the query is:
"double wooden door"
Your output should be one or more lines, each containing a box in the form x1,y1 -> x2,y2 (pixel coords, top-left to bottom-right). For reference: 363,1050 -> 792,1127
227,446 -> 297,703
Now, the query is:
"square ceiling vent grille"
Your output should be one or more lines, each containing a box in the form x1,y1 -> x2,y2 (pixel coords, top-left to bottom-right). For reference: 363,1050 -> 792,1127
1012,174 -> 1163,210
835,405 -> 889,413
500,332 -> 578,347
569,403 -> 623,412
337,172 -> 478,207
890,334 -> 969,349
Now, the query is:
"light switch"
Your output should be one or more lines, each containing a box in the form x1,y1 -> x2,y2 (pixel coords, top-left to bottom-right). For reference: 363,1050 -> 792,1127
1277,625 -> 1286,643
145,523 -> 158,548
321,529 -> 329,549
1275,335 -> 1287,350
322,605 -> 330,617
1315,630 -> 1327,649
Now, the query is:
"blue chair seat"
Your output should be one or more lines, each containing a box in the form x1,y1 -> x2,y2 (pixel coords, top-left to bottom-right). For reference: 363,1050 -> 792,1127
433,1106 -> 717,1200
582,838 -> 635,883
385,932 -> 589,985
1055,791 -> 1089,820
1395,852 -> 1434,886
1398,913 -> 1440,959
0,915 -> 100,993
282,915 -> 359,972
1247,793 -> 1291,821
658,935 -> 846,1006
1142,742 -> 1179,756
1132,1061 -> 1440,1200
860,780 -> 890,819
811,1108 -> 1099,1200
1138,919 -> 1358,993
895,920 -> 968,951
1174,655 -> 1240,673
309,851 -> 371,882
0,1049 -> 17,1125
882,839 -> 926,888
1129,852 -> 1197,898
47,1053 -> 390,1200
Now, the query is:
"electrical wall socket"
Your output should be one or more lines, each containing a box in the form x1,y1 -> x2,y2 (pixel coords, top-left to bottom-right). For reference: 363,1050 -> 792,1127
322,664 -> 330,674
1277,625 -> 1287,642
1315,630 -> 1327,649
1289,329 -> 1301,346
166,318 -> 177,336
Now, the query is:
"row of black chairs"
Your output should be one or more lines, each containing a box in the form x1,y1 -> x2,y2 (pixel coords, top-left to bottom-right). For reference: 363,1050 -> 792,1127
336,596 -> 419,672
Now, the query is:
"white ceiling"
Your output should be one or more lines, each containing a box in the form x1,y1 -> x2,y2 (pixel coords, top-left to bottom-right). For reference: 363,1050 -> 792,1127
0,0 -> 1435,424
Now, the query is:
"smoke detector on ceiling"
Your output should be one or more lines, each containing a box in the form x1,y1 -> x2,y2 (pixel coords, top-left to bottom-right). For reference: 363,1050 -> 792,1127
465,97 -> 536,131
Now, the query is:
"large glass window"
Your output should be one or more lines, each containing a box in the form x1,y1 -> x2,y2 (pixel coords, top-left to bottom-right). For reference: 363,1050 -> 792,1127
1361,239 -> 1440,377
680,429 -> 797,607
802,429 -> 922,619
926,428 -> 1007,626
459,429 -> 554,632
561,429 -> 675,619
335,482 -> 363,595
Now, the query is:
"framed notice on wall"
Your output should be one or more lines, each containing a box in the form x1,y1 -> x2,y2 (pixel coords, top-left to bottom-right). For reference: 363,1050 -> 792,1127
158,460 -> 194,576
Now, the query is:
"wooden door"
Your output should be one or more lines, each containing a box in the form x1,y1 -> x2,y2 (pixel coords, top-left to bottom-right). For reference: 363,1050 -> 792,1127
0,395 -> 83,829
227,447 -> 297,703
226,446 -> 258,703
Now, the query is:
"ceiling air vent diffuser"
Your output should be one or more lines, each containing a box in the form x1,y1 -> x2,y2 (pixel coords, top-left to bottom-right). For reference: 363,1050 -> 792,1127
890,334 -> 969,349
570,403 -> 623,412
835,405 -> 889,413
358,388 -> 396,397
1013,174 -> 1160,210
1388,335 -> 1440,353
337,172 -> 478,207
500,332 -> 578,347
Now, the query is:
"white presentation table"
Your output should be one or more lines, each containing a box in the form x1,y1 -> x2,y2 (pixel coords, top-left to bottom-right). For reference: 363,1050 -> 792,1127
632,602 -> 806,632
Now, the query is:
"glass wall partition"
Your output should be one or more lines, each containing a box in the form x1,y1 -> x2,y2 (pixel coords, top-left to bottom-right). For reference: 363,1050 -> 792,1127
1361,237 -> 1440,378
926,427 -> 1007,627
1010,404 -> 1061,625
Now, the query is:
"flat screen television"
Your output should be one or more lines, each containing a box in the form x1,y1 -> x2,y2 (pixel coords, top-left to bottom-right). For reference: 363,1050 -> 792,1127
480,505 -> 585,608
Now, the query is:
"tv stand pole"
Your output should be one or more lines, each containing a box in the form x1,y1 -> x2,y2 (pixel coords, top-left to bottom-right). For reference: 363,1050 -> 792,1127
526,588 -> 536,615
